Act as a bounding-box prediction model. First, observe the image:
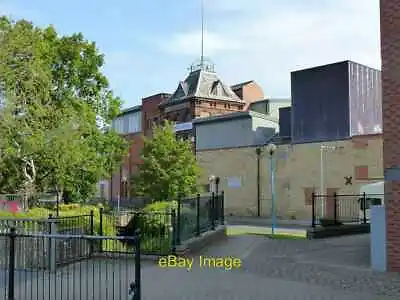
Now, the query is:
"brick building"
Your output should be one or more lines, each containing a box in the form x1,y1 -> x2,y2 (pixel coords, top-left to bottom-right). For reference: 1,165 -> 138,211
159,61 -> 250,141
381,0 -> 400,272
107,60 -> 264,201
231,80 -> 264,108
142,93 -> 170,137
109,105 -> 142,202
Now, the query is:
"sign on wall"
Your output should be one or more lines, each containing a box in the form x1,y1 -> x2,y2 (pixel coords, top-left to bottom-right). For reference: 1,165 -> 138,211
227,176 -> 242,188
174,122 -> 193,132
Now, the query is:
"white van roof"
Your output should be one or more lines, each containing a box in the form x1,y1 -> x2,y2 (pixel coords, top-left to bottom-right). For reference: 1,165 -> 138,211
360,181 -> 384,195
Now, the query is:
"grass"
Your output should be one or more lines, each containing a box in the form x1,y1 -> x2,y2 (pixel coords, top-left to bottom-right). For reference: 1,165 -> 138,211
226,225 -> 307,239
263,233 -> 306,240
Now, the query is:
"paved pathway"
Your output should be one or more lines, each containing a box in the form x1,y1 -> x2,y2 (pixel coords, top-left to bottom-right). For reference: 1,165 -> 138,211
139,234 -> 400,299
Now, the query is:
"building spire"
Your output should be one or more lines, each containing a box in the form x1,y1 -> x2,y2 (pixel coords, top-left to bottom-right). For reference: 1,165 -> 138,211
200,0 -> 205,68
188,0 -> 216,73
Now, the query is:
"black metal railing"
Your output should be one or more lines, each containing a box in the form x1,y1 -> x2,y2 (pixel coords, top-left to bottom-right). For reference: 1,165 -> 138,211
98,191 -> 225,253
176,191 -> 225,245
0,213 -> 94,236
0,213 -> 96,266
100,210 -> 174,255
311,192 -> 385,227
0,228 -> 141,300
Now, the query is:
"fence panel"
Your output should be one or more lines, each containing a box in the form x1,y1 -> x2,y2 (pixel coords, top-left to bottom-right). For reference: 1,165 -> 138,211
101,210 -> 173,255
311,193 -> 386,226
179,194 -> 211,241
0,218 -> 49,234
336,194 -> 362,223
0,230 -> 141,300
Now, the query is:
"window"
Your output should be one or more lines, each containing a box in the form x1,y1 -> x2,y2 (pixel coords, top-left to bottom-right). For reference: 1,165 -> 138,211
112,117 -> 124,134
120,181 -> 128,198
209,103 -> 213,107
355,165 -> 369,179
265,101 -> 270,114
352,139 -> 368,149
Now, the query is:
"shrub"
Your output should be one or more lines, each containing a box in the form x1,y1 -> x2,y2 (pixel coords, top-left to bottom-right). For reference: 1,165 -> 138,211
143,200 -> 176,212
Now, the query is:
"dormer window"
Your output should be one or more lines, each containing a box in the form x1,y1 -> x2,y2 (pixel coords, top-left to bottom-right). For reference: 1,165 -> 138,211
211,80 -> 220,96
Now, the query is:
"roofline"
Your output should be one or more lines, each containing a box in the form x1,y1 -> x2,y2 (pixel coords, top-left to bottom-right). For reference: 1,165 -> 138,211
159,95 -> 245,108
231,80 -> 255,89
119,105 -> 142,116
251,98 -> 291,104
290,60 -> 381,74
193,110 -> 278,126
142,93 -> 171,101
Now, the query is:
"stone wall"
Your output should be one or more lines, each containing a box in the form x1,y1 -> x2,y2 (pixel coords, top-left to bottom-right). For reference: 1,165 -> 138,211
197,135 -> 383,220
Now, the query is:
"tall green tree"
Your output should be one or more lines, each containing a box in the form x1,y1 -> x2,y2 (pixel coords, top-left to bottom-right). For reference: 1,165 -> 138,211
0,16 -> 128,203
132,122 -> 201,202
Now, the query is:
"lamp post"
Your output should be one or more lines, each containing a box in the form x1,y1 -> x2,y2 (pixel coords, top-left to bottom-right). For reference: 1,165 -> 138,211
208,175 -> 215,193
215,176 -> 220,196
266,143 -> 277,235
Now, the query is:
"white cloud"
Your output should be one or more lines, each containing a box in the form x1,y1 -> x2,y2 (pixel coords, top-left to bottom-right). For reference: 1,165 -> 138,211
159,0 -> 381,97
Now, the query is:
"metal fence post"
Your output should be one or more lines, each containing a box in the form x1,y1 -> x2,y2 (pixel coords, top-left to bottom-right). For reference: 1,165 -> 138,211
133,229 -> 141,300
8,227 -> 16,300
89,210 -> 94,256
48,214 -> 56,272
216,192 -> 221,224
196,193 -> 200,237
99,208 -> 104,253
333,193 -> 338,224
171,209 -> 177,252
211,192 -> 215,230
363,192 -> 367,224
220,191 -> 225,224
176,197 -> 181,246
311,193 -> 316,227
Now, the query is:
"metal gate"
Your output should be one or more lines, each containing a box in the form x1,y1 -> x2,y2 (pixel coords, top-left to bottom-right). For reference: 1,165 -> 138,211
0,228 -> 141,300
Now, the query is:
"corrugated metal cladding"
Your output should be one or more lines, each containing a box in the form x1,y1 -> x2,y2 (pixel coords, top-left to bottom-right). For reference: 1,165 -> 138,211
291,61 -> 350,144
348,62 -> 382,136
279,107 -> 291,137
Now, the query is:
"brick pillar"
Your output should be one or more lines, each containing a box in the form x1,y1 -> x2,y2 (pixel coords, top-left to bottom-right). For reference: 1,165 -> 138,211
381,0 -> 400,271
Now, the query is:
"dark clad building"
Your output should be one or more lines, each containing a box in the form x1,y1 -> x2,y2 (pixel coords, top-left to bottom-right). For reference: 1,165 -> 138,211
290,60 -> 382,144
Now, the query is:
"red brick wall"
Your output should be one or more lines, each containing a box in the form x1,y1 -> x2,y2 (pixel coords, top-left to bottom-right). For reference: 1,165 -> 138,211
381,0 -> 400,271
110,132 -> 144,200
142,93 -> 168,136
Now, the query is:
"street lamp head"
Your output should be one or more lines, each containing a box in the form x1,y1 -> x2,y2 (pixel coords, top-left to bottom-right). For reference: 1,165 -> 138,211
266,143 -> 277,155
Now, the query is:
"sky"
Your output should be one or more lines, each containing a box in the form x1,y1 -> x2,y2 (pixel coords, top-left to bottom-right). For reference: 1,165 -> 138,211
0,0 -> 381,108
